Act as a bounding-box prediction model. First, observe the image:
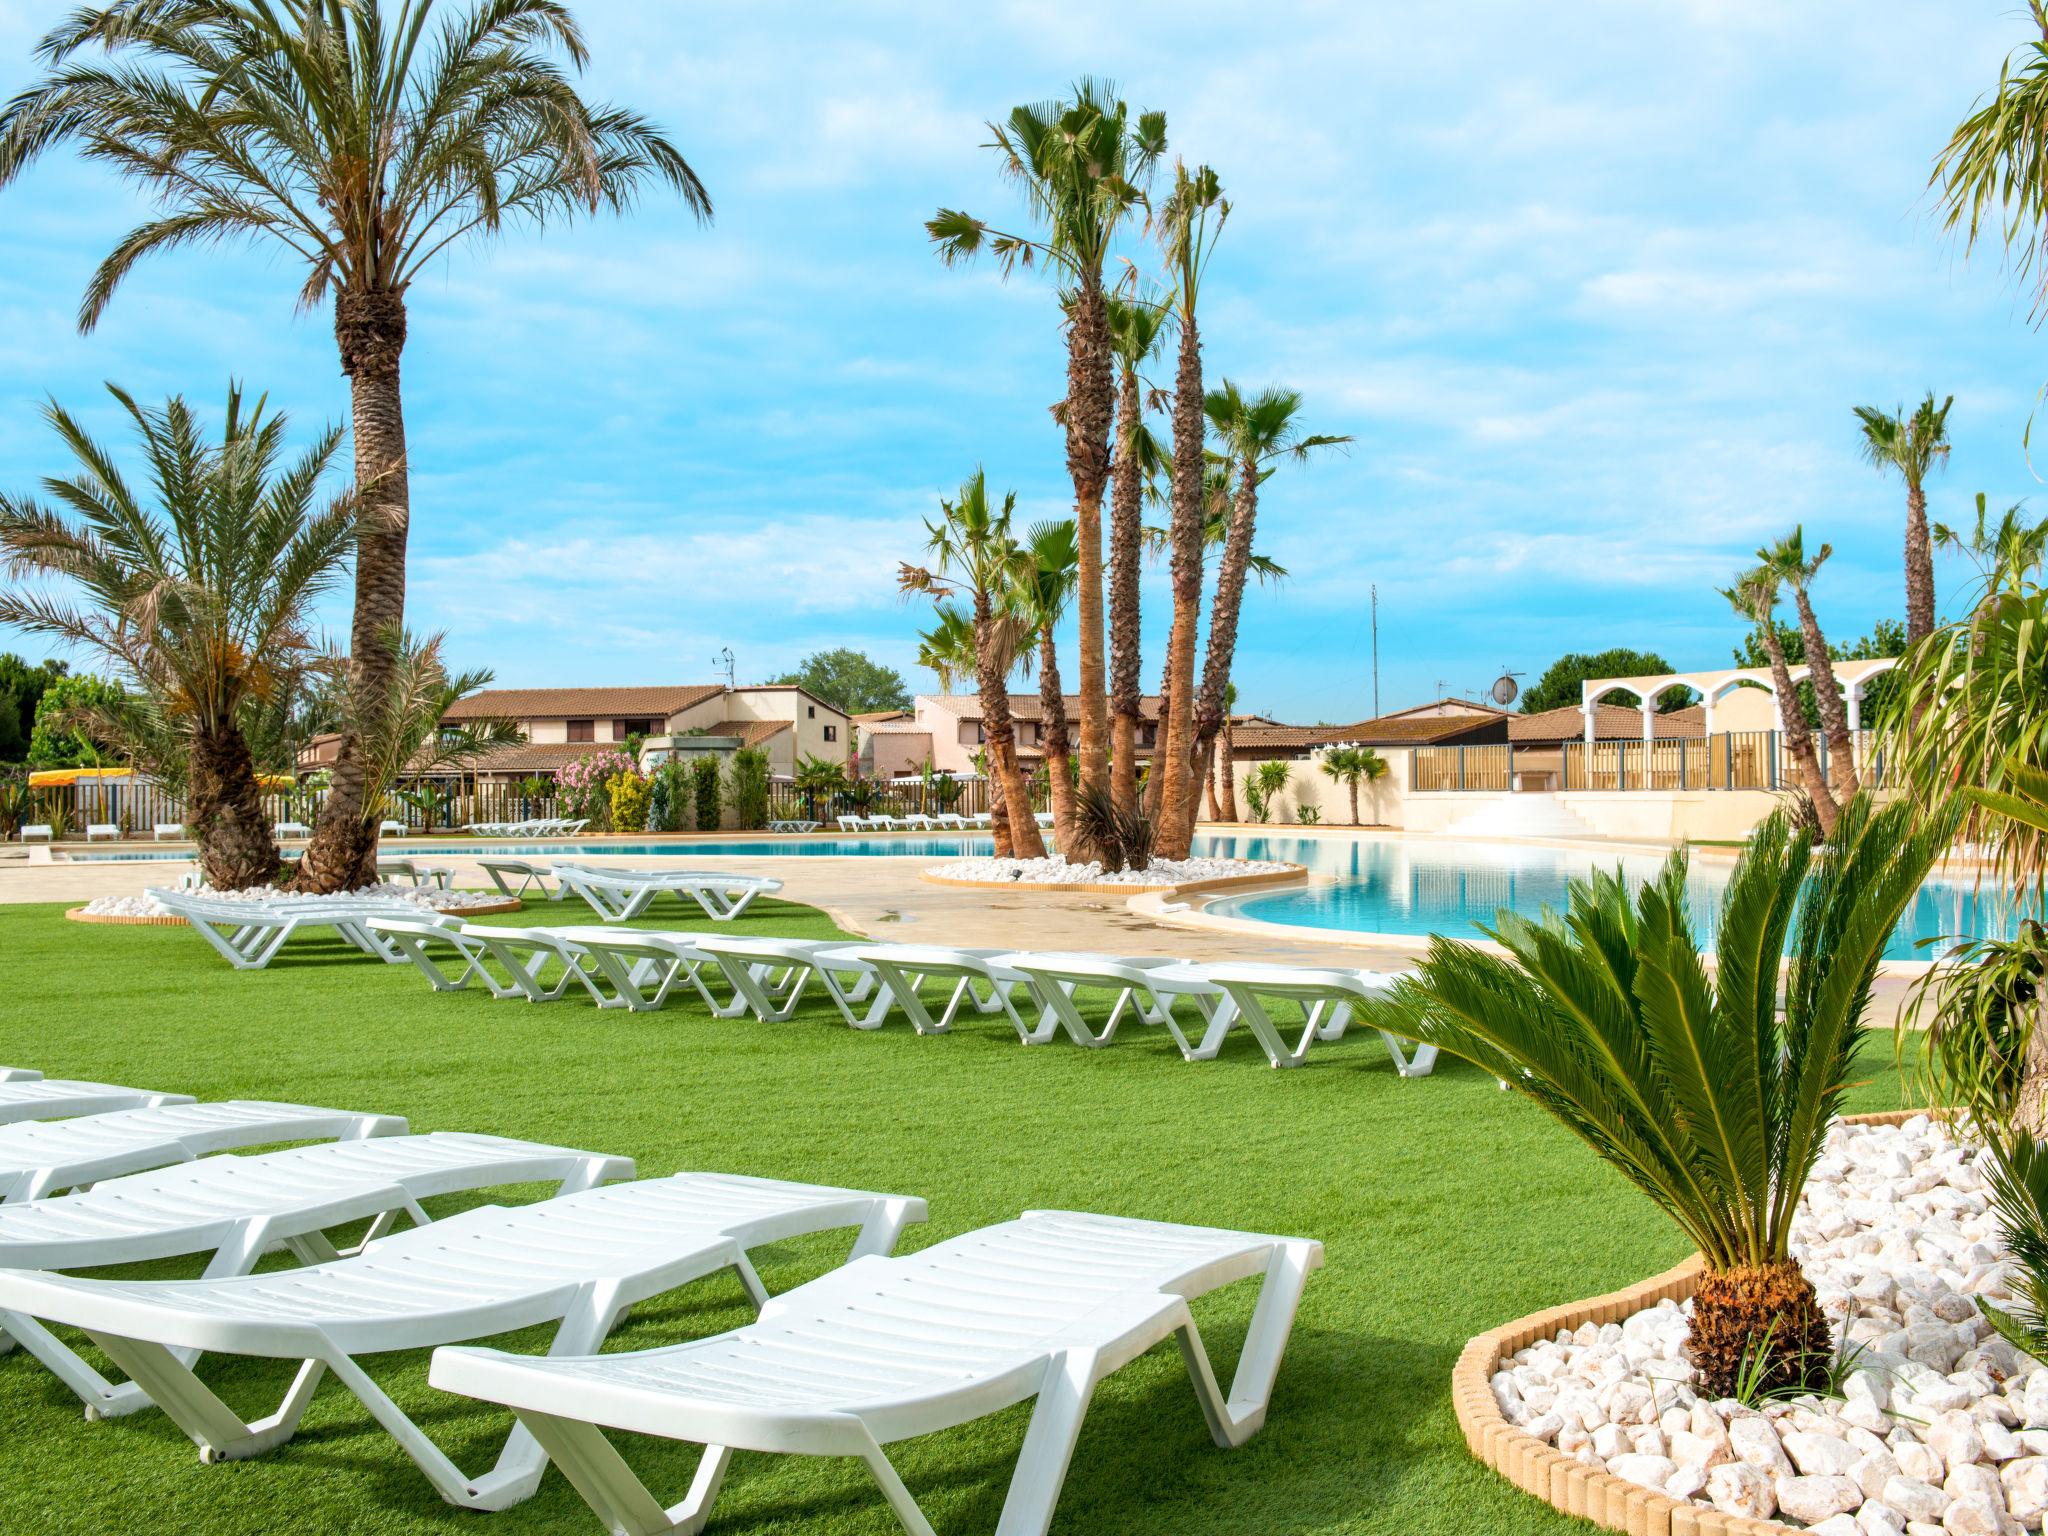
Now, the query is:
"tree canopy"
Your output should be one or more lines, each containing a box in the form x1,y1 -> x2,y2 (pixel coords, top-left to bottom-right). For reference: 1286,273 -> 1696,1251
769,649 -> 912,716
0,654 -> 67,762
26,672 -> 124,767
1519,649 -> 1688,715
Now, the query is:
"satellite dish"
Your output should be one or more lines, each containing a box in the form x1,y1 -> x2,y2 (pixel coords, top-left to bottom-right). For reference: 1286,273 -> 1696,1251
1490,673 -> 1520,706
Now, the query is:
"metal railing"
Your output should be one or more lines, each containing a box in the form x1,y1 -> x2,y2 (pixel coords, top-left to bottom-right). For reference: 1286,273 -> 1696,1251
1414,730 -> 1892,793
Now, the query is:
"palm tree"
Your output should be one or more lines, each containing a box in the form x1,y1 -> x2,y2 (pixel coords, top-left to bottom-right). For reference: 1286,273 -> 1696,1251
928,83 -> 1166,831
899,470 -> 1047,860
1319,745 -> 1388,826
1106,290 -> 1172,812
0,383 -> 354,889
1209,681 -> 1239,819
1152,161 -> 1229,860
1013,520 -> 1081,851
1853,396 -> 1952,644
915,604 -> 978,694
1936,492 -> 2048,596
1722,568 -> 1838,836
1184,382 -> 1349,846
1368,799 -> 1948,1396
0,0 -> 710,892
791,754 -> 847,824
1760,528 -> 1859,803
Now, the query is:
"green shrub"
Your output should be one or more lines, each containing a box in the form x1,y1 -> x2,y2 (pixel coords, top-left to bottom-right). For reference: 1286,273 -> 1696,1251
730,747 -> 769,829
647,761 -> 690,833
690,755 -> 722,831
606,770 -> 650,833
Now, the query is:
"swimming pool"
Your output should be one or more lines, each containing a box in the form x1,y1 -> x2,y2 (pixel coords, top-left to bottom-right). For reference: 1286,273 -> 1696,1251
1197,833 -> 2008,960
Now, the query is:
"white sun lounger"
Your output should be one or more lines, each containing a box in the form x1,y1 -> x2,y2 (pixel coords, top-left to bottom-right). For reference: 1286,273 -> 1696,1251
991,953 -> 1207,1049
533,928 -> 743,1015
0,1079 -> 192,1127
766,819 -> 818,833
365,916 -> 527,997
834,945 -> 1065,1041
148,888 -> 427,969
674,936 -> 888,1025
477,857 -> 565,900
85,822 -> 120,841
274,820 -> 311,839
20,822 -> 53,842
899,812 -> 935,831
933,812 -> 969,830
867,814 -> 901,832
0,1068 -> 43,1083
0,1098 -> 404,1204
969,812 -> 993,830
1198,963 -> 1431,1073
376,857 -> 451,889
152,821 -> 185,840
433,1209 -> 1322,1536
377,819 -> 407,837
0,1130 -> 629,1417
835,814 -> 869,832
552,863 -> 782,923
0,1173 -> 926,1510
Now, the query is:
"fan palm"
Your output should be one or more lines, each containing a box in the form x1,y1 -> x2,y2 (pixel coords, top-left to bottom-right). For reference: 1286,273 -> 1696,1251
0,383 -> 354,890
1853,396 -> 1953,644
1759,528 -> 1858,803
1106,289 -> 1172,811
928,83 -> 1165,827
1011,519 -> 1081,850
0,0 -> 709,891
1152,161 -> 1229,859
899,470 -> 1046,860
1721,567 -> 1838,836
915,604 -> 978,695
1936,493 -> 2048,596
1319,745 -> 1388,826
1369,798 -> 1948,1395
1181,382 -> 1349,846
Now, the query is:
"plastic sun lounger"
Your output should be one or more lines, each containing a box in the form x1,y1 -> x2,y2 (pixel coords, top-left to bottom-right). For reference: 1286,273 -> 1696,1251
0,1069 -> 41,1083
477,857 -> 565,900
1197,964 -> 1432,1074
375,858 -> 451,890
969,812 -> 993,830
991,953 -> 1207,1049
933,813 -> 969,830
766,819 -> 819,833
552,864 -> 783,924
85,822 -> 120,841
153,822 -> 185,841
366,917 -> 527,998
677,936 -> 890,1026
867,814 -> 901,832
0,1131 -> 631,1418
534,928 -> 745,1015
835,814 -> 869,832
899,813 -> 935,831
0,1079 -> 193,1128
20,823 -> 54,842
274,821 -> 312,839
834,945 -> 1063,1041
378,819 -> 408,838
0,1173 -> 927,1511
148,888 -> 427,969
432,1210 -> 1323,1536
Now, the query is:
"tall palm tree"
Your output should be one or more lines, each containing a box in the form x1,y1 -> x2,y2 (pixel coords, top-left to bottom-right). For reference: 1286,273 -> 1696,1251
1152,161 -> 1228,860
1368,799 -> 1948,1395
0,383 -> 355,889
1936,492 -> 2048,596
1182,381 -> 1349,846
0,0 -> 710,892
1761,528 -> 1859,803
900,470 -> 1047,860
1853,396 -> 1953,644
1013,520 -> 1081,851
915,604 -> 977,694
1722,568 -> 1838,835
928,83 -> 1165,833
1106,290 -> 1172,812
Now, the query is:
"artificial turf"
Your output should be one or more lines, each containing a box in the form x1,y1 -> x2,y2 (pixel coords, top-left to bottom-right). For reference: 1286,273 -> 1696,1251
0,895 -> 1924,1535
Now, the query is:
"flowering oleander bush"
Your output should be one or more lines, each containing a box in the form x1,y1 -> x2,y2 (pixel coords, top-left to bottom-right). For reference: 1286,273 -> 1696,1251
557,749 -> 636,829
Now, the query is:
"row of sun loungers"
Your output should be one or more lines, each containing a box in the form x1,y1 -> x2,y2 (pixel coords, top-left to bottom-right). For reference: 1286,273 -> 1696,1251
461,817 -> 590,837
832,811 -> 1046,833
0,1070 -> 1320,1533
367,917 -> 1435,1073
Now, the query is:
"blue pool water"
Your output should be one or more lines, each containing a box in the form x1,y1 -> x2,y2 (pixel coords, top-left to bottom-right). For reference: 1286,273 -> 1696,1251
1198,834 -> 2009,960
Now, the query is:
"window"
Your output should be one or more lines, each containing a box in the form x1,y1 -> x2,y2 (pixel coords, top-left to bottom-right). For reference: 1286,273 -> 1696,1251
823,724 -> 837,742
807,705 -> 816,719
567,719 -> 594,743
613,718 -> 658,740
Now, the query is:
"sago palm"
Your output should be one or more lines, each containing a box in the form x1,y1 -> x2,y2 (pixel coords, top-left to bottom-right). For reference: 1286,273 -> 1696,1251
899,470 -> 1046,859
0,383 -> 355,889
1184,381 -> 1348,845
1368,798 -> 1949,1395
1853,396 -> 1952,644
0,0 -> 708,891
929,83 -> 1165,824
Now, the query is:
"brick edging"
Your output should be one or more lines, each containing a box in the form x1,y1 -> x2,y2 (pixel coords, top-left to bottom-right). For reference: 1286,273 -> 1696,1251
1450,1108 -> 1936,1536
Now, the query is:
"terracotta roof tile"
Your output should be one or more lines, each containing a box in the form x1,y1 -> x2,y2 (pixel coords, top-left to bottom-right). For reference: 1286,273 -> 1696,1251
442,685 -> 724,721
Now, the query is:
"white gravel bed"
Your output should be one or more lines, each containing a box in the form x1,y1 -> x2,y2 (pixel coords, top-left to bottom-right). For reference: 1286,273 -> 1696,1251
80,883 -> 507,917
1493,1115 -> 2048,1533
926,854 -> 1291,886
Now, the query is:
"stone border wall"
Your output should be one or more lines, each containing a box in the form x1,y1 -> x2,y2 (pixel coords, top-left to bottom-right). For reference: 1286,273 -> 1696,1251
919,863 -> 1306,898
1450,1108 -> 1930,1536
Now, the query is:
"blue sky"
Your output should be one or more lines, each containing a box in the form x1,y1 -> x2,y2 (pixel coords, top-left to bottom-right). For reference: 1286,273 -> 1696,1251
1,0 -> 2045,722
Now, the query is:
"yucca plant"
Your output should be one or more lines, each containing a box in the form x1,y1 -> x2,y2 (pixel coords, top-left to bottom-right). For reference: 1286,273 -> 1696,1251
1367,797 -> 1950,1396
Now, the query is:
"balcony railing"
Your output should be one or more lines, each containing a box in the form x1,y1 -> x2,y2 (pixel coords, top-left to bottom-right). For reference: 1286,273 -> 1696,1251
1411,730 -> 1891,793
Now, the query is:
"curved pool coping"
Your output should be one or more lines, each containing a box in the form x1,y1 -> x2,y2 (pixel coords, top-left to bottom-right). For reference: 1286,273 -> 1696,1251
920,863 -> 1305,897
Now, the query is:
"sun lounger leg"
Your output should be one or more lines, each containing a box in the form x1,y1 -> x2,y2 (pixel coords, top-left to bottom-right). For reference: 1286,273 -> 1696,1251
991,1350 -> 1101,1536
78,1328 -> 323,1456
848,1196 -> 924,1260
1378,1033 -> 1439,1077
507,1409 -> 729,1536
1172,1238 -> 1318,1446
857,1438 -> 943,1536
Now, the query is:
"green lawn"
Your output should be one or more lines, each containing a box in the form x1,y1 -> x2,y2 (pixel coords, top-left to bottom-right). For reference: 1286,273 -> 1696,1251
0,897 -> 1923,1536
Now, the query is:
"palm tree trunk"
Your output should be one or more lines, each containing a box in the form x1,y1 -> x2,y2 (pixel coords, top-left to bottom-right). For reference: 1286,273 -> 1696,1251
1757,625 -> 1838,836
1037,629 -> 1078,854
1108,362 -> 1146,814
189,719 -> 280,891
1187,457 -> 1260,845
1066,271 -> 1114,835
1155,310 -> 1207,860
1790,587 -> 1861,801
1217,717 -> 1238,820
2016,995 -> 2048,1138
295,285 -> 410,893
1348,776 -> 1361,825
1142,652 -> 1172,825
1905,481 -> 1936,645
975,591 -> 1045,860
